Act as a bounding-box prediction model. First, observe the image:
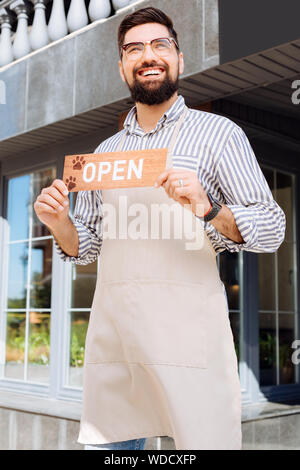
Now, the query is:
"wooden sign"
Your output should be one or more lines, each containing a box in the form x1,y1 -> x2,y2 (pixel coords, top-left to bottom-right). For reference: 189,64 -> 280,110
63,148 -> 168,192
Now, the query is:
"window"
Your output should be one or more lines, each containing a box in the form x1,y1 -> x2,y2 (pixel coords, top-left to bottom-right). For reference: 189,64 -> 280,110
2,168 -> 56,384
0,169 -> 98,394
258,168 -> 297,386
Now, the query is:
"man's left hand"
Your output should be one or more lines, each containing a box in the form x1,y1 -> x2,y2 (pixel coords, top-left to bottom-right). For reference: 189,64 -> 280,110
154,169 -> 211,217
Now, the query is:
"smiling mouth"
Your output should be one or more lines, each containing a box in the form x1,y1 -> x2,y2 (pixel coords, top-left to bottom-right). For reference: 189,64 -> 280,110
137,67 -> 165,77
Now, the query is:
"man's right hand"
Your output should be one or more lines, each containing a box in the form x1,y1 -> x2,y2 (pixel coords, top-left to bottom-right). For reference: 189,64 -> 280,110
34,179 -> 70,230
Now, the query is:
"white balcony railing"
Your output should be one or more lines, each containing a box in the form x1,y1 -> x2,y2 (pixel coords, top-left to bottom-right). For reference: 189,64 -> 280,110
0,0 -> 139,67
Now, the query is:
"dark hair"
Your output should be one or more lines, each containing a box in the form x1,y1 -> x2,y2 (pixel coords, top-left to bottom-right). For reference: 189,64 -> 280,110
118,7 -> 180,58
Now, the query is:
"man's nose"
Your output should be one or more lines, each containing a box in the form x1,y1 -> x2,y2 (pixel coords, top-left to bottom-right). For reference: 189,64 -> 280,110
141,42 -> 157,61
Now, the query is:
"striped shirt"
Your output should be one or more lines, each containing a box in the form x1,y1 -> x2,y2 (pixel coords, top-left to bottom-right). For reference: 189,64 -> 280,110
54,95 -> 286,265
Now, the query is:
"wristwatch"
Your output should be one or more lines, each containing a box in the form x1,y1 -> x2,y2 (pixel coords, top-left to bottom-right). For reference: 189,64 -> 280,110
203,192 -> 222,222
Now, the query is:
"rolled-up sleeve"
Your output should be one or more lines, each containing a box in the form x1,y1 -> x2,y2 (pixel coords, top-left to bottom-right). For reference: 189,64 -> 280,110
54,189 -> 103,265
213,125 -> 286,253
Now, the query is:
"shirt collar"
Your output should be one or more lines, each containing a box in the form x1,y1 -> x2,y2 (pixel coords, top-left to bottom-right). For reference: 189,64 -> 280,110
123,95 -> 186,136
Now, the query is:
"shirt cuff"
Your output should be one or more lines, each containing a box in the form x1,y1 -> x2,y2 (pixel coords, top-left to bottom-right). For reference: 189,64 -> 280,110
53,220 -> 92,263
216,204 -> 259,252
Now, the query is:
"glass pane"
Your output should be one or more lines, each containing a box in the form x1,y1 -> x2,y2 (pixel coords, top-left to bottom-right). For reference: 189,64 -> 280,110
279,313 -> 295,385
7,174 -> 30,241
5,312 -> 26,380
259,313 -> 277,386
258,253 -> 275,311
32,168 -> 57,238
219,251 -> 240,310
278,242 -> 295,312
68,312 -> 90,387
71,261 -> 97,309
30,239 -> 53,309
276,172 -> 293,242
27,312 -> 50,383
7,242 -> 28,309
229,312 -> 240,362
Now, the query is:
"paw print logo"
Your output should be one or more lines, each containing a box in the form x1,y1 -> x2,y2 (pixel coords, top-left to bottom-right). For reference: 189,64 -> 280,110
65,176 -> 77,191
73,156 -> 86,170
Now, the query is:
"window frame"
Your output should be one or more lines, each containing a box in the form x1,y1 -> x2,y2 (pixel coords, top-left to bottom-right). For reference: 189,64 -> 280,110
257,165 -> 299,400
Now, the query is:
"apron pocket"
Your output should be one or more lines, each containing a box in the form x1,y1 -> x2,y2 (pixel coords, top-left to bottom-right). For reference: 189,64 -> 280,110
86,279 -> 207,368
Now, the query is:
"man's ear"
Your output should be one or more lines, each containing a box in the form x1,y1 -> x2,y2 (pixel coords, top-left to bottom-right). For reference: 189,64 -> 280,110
179,52 -> 184,76
119,60 -> 126,83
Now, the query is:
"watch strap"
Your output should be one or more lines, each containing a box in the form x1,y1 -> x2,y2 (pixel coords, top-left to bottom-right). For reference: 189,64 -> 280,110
203,193 -> 222,222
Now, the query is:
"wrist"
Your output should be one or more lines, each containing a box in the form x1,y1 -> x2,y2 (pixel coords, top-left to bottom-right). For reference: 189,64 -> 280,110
195,193 -> 222,222
193,195 -> 211,218
47,214 -> 70,234
203,196 -> 212,216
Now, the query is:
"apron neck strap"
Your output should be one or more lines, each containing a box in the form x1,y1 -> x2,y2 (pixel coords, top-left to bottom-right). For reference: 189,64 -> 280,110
166,105 -> 188,168
117,104 -> 189,159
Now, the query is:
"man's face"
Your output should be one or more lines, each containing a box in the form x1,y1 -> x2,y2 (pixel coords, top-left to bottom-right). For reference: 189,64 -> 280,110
119,23 -> 184,105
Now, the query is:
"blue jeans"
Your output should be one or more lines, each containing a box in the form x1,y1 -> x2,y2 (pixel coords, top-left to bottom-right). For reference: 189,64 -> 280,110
84,438 -> 147,450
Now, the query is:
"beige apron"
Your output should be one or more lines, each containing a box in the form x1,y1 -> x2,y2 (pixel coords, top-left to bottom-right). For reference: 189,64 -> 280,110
78,107 -> 242,450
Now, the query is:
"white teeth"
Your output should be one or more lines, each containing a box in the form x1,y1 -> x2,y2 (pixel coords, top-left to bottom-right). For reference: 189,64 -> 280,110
142,69 -> 162,76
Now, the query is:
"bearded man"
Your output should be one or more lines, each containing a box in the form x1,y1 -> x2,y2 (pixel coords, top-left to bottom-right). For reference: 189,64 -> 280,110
34,7 -> 285,450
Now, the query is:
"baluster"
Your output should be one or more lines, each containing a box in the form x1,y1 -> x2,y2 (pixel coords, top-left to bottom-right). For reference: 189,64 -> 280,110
29,0 -> 49,50
48,0 -> 68,41
67,0 -> 88,33
0,9 -> 14,66
10,0 -> 31,60
88,0 -> 111,22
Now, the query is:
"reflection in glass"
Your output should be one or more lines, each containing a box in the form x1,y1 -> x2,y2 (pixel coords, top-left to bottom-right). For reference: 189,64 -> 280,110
279,313 -> 295,385
7,174 -> 30,241
32,168 -> 57,239
68,312 -> 90,387
7,243 -> 28,309
5,312 -> 26,380
277,242 -> 295,312
71,262 -> 97,309
30,239 -> 53,309
258,253 -> 275,311
259,313 -> 277,386
219,251 -> 240,310
28,312 -> 50,383
276,172 -> 293,243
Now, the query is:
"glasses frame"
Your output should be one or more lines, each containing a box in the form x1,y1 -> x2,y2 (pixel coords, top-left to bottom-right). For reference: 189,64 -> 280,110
120,37 -> 179,60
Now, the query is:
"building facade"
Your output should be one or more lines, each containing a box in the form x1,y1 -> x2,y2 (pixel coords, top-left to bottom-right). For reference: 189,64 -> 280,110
0,0 -> 300,450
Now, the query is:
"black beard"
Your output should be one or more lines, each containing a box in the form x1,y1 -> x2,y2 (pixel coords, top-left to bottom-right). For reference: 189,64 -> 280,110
127,63 -> 179,105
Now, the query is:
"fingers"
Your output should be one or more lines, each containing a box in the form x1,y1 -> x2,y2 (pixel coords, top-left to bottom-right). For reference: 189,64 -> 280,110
154,169 -> 194,188
172,185 -> 190,199
36,192 -> 68,212
34,201 -> 57,214
52,179 -> 69,196
154,169 -> 172,188
34,179 -> 69,214
42,185 -> 67,206
167,176 -> 190,198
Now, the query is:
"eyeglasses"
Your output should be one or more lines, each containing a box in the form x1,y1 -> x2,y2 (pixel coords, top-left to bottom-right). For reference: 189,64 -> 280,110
121,37 -> 179,60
